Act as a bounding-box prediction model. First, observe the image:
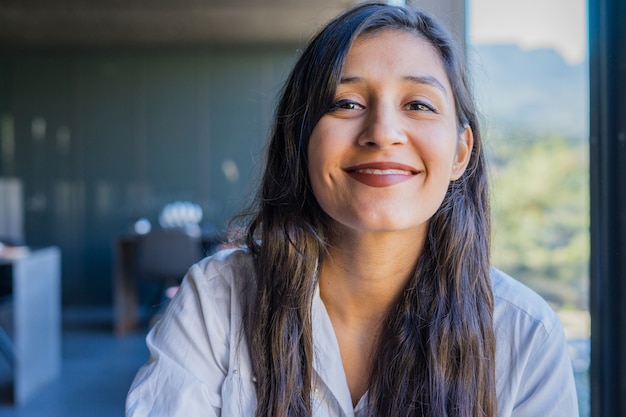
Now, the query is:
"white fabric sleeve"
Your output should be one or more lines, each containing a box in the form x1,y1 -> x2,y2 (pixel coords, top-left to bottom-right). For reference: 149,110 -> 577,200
510,317 -> 579,417
125,262 -> 231,417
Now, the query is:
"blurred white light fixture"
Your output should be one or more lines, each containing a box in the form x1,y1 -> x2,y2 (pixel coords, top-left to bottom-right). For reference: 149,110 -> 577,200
134,218 -> 152,235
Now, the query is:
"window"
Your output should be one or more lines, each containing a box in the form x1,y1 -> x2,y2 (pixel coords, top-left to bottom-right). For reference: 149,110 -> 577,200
467,1 -> 590,415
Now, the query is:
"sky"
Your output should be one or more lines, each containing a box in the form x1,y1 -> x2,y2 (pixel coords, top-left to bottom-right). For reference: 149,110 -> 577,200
468,0 -> 587,64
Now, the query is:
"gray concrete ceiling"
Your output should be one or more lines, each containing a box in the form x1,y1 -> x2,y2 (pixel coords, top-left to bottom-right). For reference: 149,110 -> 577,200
0,0 -> 358,47
0,0 -> 465,48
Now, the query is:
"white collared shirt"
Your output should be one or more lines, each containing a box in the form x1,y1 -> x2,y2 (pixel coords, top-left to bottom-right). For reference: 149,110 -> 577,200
126,248 -> 579,417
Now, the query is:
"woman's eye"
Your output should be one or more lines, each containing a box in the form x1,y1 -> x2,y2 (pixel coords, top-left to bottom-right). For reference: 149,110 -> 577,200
329,99 -> 364,112
406,101 -> 436,112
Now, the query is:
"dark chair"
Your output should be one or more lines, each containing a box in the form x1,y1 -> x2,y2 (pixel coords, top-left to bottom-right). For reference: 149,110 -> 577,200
138,228 -> 203,285
137,228 -> 204,322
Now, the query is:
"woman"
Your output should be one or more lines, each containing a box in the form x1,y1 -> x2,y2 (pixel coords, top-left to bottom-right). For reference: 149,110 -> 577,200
126,3 -> 578,416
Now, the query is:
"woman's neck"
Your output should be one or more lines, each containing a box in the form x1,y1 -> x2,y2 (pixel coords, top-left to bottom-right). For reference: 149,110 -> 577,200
319,228 -> 425,326
318,228 -> 425,405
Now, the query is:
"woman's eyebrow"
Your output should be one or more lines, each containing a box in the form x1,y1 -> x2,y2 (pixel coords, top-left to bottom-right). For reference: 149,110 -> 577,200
338,75 -> 447,94
404,75 -> 447,94
339,76 -> 363,84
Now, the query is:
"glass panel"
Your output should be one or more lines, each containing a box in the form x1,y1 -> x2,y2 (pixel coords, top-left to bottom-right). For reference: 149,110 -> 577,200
467,1 -> 589,415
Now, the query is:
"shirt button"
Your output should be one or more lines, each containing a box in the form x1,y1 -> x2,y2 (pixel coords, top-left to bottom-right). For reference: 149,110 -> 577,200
233,369 -> 239,375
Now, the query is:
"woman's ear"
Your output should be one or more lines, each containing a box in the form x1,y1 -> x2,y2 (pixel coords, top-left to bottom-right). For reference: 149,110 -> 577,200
450,125 -> 474,181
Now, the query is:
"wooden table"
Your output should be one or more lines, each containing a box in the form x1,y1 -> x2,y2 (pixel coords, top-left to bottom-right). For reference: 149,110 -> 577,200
0,246 -> 61,405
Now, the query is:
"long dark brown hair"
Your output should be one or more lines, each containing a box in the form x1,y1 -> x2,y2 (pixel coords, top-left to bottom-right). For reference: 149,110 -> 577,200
241,3 -> 495,416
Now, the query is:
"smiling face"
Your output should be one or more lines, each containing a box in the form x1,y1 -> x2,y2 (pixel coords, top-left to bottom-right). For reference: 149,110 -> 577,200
307,29 -> 473,239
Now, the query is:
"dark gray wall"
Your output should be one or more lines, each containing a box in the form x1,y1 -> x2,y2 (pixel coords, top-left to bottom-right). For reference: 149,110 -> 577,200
0,47 -> 296,304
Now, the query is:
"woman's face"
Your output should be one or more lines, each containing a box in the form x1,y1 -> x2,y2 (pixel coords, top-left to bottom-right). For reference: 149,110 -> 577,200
307,29 -> 472,238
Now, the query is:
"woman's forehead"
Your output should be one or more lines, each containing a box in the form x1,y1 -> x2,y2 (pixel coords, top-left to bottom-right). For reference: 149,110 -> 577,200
341,30 -> 450,88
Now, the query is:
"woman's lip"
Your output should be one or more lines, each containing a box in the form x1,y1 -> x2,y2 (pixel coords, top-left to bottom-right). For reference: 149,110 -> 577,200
344,162 -> 419,187
344,162 -> 419,174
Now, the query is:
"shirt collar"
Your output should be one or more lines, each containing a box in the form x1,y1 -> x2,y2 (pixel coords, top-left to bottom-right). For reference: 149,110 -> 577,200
311,285 -> 358,417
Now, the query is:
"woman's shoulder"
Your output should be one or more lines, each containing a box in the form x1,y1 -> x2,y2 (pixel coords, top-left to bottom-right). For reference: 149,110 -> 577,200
189,246 -> 255,289
176,246 -> 257,317
490,267 -> 561,337
489,270 -> 578,416
126,247 -> 257,416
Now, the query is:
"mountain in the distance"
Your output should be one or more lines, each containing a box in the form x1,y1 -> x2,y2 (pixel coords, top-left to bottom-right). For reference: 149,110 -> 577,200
469,43 -> 588,139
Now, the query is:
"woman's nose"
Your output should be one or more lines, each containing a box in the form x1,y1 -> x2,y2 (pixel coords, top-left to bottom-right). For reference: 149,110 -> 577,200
357,104 -> 408,148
